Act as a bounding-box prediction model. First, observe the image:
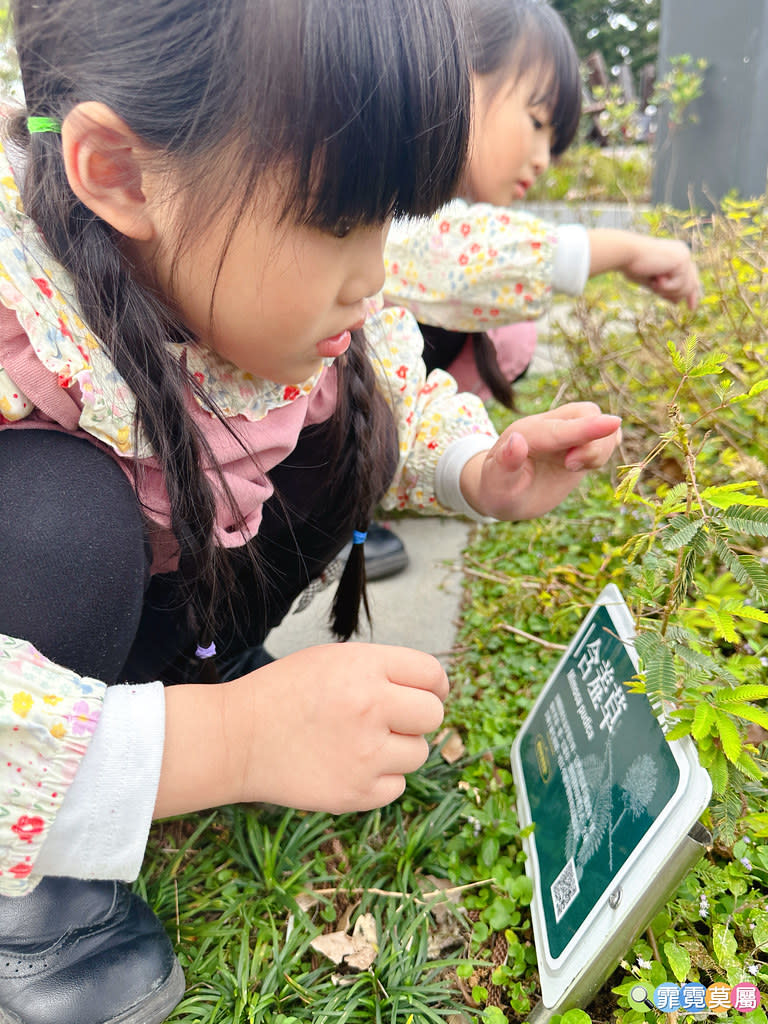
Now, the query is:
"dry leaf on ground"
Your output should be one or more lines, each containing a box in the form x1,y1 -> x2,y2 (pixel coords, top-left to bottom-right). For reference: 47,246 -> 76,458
310,911 -> 378,972
435,728 -> 466,764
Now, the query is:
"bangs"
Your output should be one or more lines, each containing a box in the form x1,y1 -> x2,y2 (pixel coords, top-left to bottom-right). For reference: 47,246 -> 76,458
512,21 -> 582,156
525,57 -> 582,156
241,0 -> 471,230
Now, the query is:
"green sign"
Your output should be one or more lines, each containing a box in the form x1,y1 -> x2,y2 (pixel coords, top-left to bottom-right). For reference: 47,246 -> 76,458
511,585 -> 712,1015
517,602 -> 680,960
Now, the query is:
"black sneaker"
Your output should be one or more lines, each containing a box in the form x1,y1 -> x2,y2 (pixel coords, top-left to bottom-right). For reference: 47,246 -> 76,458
0,876 -> 185,1024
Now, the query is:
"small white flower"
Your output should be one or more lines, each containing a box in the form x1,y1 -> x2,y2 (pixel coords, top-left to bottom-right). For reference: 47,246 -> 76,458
636,956 -> 652,969
699,894 -> 710,919
740,857 -> 753,872
748,964 -> 760,976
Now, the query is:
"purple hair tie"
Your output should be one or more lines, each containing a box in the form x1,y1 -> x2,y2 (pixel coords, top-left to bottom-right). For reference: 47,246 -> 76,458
195,641 -> 217,659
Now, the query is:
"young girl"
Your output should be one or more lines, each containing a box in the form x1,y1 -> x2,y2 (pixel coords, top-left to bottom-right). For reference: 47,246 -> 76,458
382,0 -> 701,405
0,1 -> 621,1021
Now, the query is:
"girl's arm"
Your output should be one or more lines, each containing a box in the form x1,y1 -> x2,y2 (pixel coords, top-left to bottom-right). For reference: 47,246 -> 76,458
383,201 -> 701,333
457,404 -> 622,522
367,305 -> 621,523
5,634 -> 448,893
384,199 -> 561,329
0,634 -> 107,895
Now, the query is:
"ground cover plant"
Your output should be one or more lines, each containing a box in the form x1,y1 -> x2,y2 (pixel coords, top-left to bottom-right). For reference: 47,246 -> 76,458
140,195 -> 767,1022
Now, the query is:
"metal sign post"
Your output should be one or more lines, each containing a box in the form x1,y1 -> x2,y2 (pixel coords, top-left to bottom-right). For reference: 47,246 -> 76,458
511,585 -> 712,1019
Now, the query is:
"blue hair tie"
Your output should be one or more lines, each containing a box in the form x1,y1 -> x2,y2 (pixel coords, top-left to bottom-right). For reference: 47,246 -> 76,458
352,530 -> 368,545
195,641 -> 217,659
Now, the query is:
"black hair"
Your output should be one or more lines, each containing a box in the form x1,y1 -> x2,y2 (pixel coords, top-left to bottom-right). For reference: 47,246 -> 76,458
8,0 -> 470,655
421,0 -> 582,411
467,0 -> 582,156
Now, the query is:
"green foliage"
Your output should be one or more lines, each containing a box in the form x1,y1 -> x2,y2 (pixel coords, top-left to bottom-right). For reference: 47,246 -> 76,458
542,194 -> 767,1018
551,0 -> 660,74
589,83 -> 639,147
526,143 -> 651,203
556,194 -> 768,845
651,54 -> 709,130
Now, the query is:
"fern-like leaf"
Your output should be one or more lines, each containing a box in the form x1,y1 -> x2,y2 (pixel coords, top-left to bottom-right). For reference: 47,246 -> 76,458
670,546 -> 697,609
662,514 -> 705,551
709,777 -> 742,844
713,711 -> 742,763
701,481 -> 768,509
736,749 -> 765,782
713,534 -> 768,599
689,350 -> 728,378
717,684 -> 768,703
708,608 -> 739,644
714,702 -> 768,731
642,642 -> 677,706
692,702 -> 716,740
706,748 -> 728,795
720,505 -> 768,537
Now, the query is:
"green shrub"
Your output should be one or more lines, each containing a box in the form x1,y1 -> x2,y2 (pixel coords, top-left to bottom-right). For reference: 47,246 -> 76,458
526,143 -> 651,204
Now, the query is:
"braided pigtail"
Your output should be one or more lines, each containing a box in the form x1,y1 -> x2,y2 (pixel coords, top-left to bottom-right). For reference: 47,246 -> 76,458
328,329 -> 396,640
10,116 -> 238,669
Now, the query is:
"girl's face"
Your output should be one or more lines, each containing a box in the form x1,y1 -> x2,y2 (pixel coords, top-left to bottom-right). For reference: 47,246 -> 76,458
462,65 -> 554,207
142,175 -> 388,385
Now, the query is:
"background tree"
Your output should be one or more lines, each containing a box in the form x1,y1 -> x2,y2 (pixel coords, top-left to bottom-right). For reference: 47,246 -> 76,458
552,0 -> 660,76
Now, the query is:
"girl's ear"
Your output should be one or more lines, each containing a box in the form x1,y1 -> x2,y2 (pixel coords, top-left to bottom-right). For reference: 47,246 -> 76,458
61,101 -> 156,241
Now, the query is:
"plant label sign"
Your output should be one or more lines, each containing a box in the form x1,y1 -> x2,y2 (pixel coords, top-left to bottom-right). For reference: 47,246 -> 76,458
510,584 -> 712,1015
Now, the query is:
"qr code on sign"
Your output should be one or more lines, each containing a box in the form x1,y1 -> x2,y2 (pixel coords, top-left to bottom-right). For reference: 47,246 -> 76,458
551,858 -> 579,922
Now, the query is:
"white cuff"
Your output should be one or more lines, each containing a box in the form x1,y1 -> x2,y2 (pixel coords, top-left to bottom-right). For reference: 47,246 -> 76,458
552,224 -> 590,296
435,433 -> 498,523
33,682 -> 166,883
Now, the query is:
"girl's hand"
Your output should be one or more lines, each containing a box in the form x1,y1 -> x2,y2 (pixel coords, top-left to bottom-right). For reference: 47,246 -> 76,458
621,236 -> 701,310
588,230 -> 701,310
158,644 -> 448,818
459,402 -> 622,521
232,643 -> 448,814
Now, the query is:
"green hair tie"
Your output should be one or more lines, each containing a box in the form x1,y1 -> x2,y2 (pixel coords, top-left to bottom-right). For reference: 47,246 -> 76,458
27,116 -> 62,135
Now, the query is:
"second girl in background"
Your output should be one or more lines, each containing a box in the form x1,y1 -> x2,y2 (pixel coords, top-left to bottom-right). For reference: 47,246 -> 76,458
361,0 -> 700,576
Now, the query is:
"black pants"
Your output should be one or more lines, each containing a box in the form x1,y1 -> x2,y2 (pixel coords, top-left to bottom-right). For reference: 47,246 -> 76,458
0,421 -> 382,686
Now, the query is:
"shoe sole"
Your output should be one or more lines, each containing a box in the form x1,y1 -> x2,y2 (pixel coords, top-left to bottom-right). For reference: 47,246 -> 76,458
0,959 -> 185,1024
365,551 -> 409,581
